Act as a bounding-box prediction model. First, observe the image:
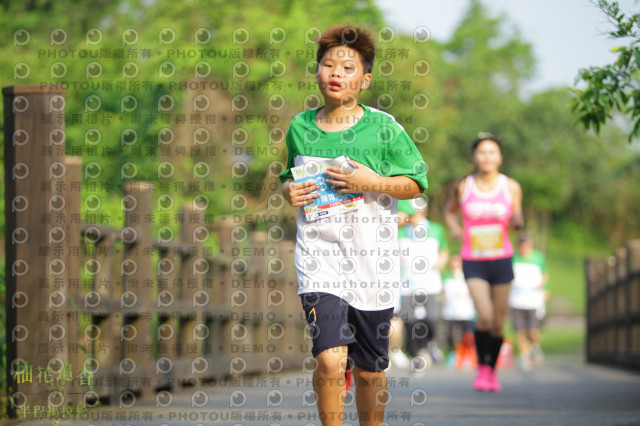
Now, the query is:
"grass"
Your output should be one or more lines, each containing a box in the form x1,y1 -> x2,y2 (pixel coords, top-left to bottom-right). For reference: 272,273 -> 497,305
540,326 -> 585,355
503,325 -> 585,356
542,233 -> 612,316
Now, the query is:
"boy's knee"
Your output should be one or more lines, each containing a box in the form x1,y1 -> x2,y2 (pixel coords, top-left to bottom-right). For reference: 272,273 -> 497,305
315,362 -> 346,377
315,349 -> 348,375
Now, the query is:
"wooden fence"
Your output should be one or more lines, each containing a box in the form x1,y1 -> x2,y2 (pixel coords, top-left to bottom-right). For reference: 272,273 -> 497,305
585,239 -> 640,369
3,84 -> 306,419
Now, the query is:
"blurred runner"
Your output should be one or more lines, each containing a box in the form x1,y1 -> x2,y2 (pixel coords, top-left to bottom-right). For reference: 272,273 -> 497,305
509,232 -> 549,369
444,133 -> 524,392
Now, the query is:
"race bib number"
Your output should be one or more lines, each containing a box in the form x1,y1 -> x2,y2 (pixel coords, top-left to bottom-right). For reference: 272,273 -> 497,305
469,224 -> 504,257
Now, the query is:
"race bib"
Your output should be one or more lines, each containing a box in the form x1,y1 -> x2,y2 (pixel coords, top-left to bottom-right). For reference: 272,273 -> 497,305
469,224 -> 504,257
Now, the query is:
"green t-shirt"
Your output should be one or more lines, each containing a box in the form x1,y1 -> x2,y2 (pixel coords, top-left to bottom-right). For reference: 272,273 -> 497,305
279,104 -> 428,311
279,104 -> 428,191
513,249 -> 549,289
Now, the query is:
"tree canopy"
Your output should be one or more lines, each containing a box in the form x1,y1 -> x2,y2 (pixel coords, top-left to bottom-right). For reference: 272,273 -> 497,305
571,0 -> 640,142
0,0 -> 638,247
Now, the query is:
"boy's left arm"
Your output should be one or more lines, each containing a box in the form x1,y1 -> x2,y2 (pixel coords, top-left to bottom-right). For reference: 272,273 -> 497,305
325,158 -> 422,199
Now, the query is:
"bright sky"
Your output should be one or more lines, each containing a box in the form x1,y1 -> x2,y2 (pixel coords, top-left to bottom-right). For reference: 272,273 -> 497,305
375,0 -> 639,93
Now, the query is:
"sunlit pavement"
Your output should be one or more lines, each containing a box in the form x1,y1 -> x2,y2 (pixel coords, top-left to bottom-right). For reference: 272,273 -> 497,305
14,355 -> 640,426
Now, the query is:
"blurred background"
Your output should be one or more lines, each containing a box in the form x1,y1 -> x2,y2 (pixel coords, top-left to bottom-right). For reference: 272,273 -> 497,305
1,0 -> 639,389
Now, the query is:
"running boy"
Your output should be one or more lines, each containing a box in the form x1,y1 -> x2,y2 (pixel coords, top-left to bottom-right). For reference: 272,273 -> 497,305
280,25 -> 428,426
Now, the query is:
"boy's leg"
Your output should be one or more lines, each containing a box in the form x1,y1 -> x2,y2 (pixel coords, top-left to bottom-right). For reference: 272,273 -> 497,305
300,292 -> 356,425
347,306 -> 394,425
528,312 -> 542,345
512,308 -> 530,358
529,328 -> 541,345
314,346 -> 349,426
529,314 -> 544,365
516,329 -> 532,357
352,365 -> 388,426
530,327 -> 544,365
516,329 -> 532,369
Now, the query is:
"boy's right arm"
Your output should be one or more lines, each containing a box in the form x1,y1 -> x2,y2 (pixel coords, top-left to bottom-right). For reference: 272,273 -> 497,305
282,178 -> 320,207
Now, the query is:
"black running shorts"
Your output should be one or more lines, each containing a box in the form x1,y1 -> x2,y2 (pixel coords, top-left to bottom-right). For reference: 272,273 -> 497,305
300,291 -> 394,372
462,257 -> 514,285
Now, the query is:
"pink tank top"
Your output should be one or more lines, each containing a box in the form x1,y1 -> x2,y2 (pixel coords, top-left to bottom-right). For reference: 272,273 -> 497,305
460,174 -> 514,260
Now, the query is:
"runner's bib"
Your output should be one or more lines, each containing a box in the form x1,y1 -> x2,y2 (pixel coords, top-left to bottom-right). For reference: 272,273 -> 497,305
469,224 -> 504,258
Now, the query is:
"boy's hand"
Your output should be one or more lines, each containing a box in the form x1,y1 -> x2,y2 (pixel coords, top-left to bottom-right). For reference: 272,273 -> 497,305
325,158 -> 377,193
282,179 -> 319,207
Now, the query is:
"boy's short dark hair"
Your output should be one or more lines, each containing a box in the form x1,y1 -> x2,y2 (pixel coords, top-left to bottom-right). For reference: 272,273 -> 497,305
472,132 -> 503,154
316,24 -> 376,74
518,232 -> 532,244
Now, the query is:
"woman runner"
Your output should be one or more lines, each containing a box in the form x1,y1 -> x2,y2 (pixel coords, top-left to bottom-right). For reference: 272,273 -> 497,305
444,133 -> 523,392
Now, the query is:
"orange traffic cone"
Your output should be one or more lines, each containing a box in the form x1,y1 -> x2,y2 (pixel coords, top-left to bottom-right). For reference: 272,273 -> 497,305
455,331 -> 477,371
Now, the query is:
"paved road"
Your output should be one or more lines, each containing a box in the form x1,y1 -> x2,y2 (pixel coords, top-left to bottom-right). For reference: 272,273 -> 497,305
12,355 -> 640,426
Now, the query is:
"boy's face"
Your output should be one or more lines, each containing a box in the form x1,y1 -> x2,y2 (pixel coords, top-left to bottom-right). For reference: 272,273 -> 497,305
316,45 -> 371,106
518,240 -> 533,257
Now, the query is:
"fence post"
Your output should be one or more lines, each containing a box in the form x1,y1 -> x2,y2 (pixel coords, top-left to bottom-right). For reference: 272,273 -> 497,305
3,84 -> 69,417
156,245 -> 179,390
586,256 -> 605,363
614,247 -> 628,364
122,182 -> 154,398
217,218 -> 239,371
177,202 -> 205,383
627,240 -> 640,368
248,231 -> 267,371
63,155 -> 83,406
628,240 -> 640,274
90,230 -> 119,403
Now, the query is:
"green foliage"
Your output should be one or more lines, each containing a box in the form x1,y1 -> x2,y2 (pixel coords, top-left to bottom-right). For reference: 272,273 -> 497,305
1,0 -> 636,248
0,1 -> 638,394
422,0 -> 535,191
0,0 -> 638,316
0,0 -> 388,234
505,325 -> 585,356
571,0 -> 640,142
540,327 -> 585,356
